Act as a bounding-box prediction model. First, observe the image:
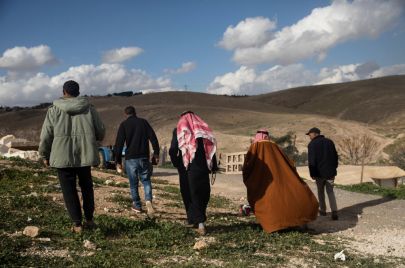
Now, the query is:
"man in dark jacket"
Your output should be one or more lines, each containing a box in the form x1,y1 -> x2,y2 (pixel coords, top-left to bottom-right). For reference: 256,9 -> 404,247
115,106 -> 159,216
306,127 -> 339,220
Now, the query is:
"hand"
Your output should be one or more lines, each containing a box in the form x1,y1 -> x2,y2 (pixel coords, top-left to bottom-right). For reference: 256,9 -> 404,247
116,163 -> 123,174
43,159 -> 50,167
152,155 -> 159,165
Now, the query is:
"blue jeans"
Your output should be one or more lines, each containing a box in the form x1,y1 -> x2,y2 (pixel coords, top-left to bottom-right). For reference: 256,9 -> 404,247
125,158 -> 152,209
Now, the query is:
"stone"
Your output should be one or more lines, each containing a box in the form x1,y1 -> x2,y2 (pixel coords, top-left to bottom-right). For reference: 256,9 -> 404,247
0,144 -> 8,155
0,135 -> 16,145
105,179 -> 114,185
193,240 -> 208,250
23,226 -> 40,238
83,240 -> 97,250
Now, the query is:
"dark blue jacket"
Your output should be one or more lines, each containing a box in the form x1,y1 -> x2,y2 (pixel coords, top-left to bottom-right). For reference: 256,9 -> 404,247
308,135 -> 338,179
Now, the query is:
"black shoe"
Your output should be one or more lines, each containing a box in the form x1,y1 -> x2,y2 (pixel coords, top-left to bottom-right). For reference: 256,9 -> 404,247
84,220 -> 97,230
319,211 -> 327,216
331,212 -> 338,221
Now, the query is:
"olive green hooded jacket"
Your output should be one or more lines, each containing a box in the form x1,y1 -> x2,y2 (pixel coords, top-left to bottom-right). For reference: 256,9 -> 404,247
39,96 -> 105,168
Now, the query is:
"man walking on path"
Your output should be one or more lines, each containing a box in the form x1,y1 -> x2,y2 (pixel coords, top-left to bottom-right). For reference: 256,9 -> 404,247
115,106 -> 159,217
306,127 -> 339,220
39,80 -> 105,233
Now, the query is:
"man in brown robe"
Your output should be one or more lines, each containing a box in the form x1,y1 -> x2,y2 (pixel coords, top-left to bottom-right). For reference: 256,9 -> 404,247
242,130 -> 318,233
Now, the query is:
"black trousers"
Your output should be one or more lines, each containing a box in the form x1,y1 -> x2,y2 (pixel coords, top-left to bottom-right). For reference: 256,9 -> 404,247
57,166 -> 94,226
181,170 -> 210,224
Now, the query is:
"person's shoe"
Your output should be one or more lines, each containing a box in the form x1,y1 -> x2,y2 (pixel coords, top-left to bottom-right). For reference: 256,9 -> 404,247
131,203 -> 142,213
319,211 -> 327,216
71,225 -> 83,234
331,212 -> 339,221
146,201 -> 155,217
84,220 -> 97,230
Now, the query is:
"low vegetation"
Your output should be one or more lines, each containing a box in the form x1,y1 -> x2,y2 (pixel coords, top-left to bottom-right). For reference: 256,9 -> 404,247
1,157 -> 403,267
337,183 -> 405,200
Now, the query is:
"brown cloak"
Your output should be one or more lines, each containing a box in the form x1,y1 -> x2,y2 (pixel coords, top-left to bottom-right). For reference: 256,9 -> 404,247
242,140 -> 318,233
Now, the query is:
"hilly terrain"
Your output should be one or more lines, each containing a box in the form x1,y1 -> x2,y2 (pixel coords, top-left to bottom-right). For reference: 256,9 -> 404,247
0,75 -> 404,159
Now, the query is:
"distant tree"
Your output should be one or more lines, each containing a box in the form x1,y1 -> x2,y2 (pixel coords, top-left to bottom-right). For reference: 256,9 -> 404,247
338,135 -> 379,183
271,132 -> 307,166
113,91 -> 133,97
390,143 -> 405,170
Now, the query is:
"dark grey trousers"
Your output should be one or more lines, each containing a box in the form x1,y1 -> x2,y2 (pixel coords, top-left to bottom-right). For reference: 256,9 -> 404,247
315,178 -> 338,213
57,166 -> 94,226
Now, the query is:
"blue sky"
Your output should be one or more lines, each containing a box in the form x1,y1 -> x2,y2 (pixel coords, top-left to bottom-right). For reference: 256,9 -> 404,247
1,0 -> 405,106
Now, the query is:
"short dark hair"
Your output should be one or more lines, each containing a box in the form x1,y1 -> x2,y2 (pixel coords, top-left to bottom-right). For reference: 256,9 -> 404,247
124,106 -> 136,115
63,80 -> 80,97
180,110 -> 194,116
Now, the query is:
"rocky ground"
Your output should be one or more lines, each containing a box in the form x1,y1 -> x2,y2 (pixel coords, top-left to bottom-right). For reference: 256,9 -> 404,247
92,167 -> 405,259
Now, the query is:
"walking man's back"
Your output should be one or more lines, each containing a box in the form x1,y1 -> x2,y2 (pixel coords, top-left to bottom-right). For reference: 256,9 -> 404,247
115,106 -> 159,216
306,127 -> 339,220
39,80 -> 105,233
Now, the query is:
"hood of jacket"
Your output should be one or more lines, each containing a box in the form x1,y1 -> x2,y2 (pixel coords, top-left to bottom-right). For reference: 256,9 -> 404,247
53,96 -> 90,115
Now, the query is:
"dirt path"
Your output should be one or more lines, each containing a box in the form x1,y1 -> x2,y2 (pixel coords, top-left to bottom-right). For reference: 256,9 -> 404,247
90,168 -> 405,258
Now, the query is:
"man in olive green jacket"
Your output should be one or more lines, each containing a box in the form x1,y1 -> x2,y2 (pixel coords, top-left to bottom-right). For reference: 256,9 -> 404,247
39,80 -> 105,233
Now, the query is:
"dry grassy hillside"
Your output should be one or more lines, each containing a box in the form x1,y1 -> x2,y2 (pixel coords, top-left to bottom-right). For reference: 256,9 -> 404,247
250,75 -> 405,128
0,76 -> 402,157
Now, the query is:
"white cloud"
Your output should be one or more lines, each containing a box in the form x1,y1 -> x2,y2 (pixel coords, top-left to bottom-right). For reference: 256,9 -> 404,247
371,64 -> 405,77
207,64 -> 316,95
164,61 -> 197,74
102,47 -> 143,63
218,17 -> 276,50
0,45 -> 57,71
207,62 -> 405,95
0,63 -> 177,106
219,0 -> 404,65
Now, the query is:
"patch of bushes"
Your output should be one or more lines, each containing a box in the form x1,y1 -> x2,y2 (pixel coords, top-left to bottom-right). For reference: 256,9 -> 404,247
337,182 -> 405,199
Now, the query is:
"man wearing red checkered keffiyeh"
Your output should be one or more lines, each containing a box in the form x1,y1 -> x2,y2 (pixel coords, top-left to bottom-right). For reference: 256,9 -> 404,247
169,111 -> 218,236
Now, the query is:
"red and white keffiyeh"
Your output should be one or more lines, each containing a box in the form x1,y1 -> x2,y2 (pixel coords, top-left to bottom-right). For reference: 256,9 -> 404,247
177,113 -> 216,170
253,129 -> 270,143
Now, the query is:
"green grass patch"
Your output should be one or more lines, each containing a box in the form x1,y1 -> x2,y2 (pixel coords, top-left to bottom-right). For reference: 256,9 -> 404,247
151,177 -> 170,185
107,194 -> 133,208
337,183 -> 405,199
6,157 -> 44,170
209,195 -> 233,209
1,160 -> 404,267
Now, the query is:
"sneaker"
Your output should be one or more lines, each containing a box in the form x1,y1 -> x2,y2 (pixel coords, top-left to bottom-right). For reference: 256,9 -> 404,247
131,203 -> 142,213
146,201 -> 155,217
331,212 -> 339,221
319,211 -> 327,216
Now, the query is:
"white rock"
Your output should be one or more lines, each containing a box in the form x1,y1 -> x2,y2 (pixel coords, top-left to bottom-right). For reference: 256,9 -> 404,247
38,237 -> 51,242
0,135 -> 16,145
193,240 -> 208,250
105,179 -> 114,185
23,226 -> 40,238
334,250 -> 346,261
0,144 -> 8,155
83,240 -> 97,250
104,207 -> 109,212
27,217 -> 32,222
